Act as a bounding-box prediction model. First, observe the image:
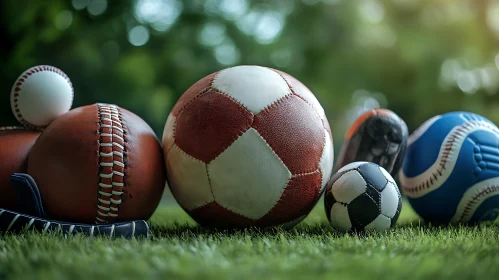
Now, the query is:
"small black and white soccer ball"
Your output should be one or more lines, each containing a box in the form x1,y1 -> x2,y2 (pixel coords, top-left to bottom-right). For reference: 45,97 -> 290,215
324,161 -> 402,232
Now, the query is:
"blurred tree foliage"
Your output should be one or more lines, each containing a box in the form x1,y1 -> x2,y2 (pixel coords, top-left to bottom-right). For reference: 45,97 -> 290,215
1,0 -> 499,154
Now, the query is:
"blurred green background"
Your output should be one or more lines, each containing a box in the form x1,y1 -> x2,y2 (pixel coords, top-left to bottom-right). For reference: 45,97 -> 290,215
2,0 -> 499,154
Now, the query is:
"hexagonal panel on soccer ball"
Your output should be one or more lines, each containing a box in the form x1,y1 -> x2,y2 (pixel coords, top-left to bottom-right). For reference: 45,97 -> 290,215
329,203 -> 352,231
356,163 -> 388,192
348,192 -> 381,229
381,181 -> 402,218
331,170 -> 367,204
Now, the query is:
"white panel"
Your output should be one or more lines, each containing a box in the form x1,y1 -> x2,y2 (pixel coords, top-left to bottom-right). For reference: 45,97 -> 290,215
212,66 -> 291,114
337,161 -> 369,173
319,131 -> 334,193
166,144 -> 214,210
380,182 -> 399,218
162,113 -> 176,154
451,177 -> 499,224
379,165 -> 396,186
14,71 -> 73,126
329,203 -> 352,232
331,170 -> 367,204
365,214 -> 391,231
207,128 -> 292,220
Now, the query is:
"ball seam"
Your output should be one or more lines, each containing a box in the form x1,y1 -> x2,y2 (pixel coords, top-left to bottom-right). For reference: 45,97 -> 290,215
11,65 -> 73,130
460,186 -> 499,222
95,104 -> 126,224
270,68 -> 326,123
401,120 -> 499,197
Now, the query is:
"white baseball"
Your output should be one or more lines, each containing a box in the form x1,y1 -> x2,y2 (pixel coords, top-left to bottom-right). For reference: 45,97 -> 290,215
10,65 -> 73,130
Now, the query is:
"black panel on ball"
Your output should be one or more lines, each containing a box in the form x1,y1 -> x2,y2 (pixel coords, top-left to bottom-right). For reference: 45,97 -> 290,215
391,209 -> 401,227
348,193 -> 380,227
357,163 -> 387,192
324,191 -> 337,222
365,184 -> 381,208
325,170 -> 346,193
391,185 -> 403,227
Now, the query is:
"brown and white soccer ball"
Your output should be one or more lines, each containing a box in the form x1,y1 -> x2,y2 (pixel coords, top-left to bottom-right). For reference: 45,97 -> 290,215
163,65 -> 334,229
0,127 -> 40,210
27,104 -> 166,224
11,65 -> 73,130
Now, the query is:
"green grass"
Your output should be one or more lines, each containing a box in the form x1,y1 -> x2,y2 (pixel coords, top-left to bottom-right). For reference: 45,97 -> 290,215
1,200 -> 498,280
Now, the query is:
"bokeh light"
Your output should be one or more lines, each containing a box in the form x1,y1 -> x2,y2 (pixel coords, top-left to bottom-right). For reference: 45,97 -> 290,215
54,10 -> 73,30
128,26 -> 150,46
135,0 -> 183,32
72,0 -> 89,10
214,39 -> 240,65
87,0 -> 107,16
2,0 -> 499,144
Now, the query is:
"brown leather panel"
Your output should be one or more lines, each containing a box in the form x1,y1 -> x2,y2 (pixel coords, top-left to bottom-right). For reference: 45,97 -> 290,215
258,171 -> 321,226
188,201 -> 254,229
253,95 -> 325,174
27,104 -> 165,224
116,107 -> 166,222
27,105 -> 101,223
0,128 -> 40,210
171,72 -> 218,117
175,89 -> 254,163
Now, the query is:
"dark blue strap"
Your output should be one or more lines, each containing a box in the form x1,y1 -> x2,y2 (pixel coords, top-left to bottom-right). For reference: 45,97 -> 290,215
10,173 -> 46,218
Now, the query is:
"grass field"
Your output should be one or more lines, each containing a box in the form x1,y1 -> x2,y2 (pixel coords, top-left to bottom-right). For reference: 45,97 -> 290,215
0,199 -> 498,280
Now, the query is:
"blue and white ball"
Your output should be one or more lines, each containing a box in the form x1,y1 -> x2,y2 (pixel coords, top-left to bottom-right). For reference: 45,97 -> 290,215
400,112 -> 499,224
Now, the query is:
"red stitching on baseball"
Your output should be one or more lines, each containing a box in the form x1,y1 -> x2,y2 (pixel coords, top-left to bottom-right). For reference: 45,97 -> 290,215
456,186 -> 499,223
11,65 -> 73,130
402,121 -> 499,195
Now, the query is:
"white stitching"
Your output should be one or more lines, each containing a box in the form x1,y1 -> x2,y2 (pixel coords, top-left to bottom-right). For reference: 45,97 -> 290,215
98,211 -> 109,217
101,124 -> 123,132
100,151 -> 124,157
270,68 -> 325,120
98,205 -> 111,211
99,191 -> 112,197
98,198 -> 111,204
96,104 -> 126,224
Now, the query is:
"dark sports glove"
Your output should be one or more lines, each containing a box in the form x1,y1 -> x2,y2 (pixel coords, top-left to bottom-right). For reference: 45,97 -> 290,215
0,173 -> 149,238
336,109 -> 408,177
